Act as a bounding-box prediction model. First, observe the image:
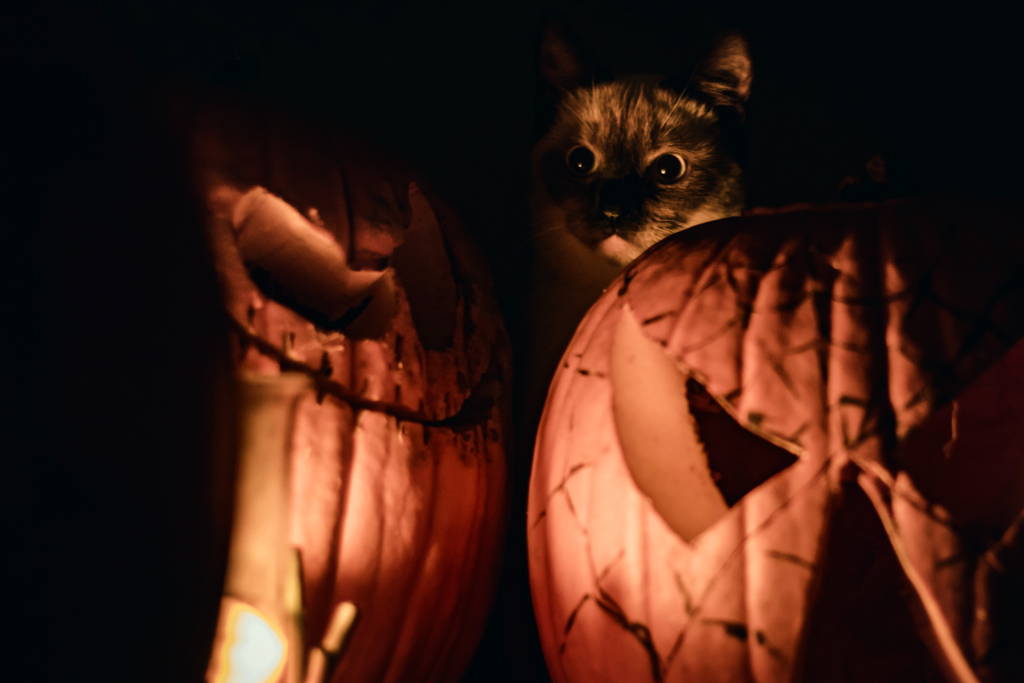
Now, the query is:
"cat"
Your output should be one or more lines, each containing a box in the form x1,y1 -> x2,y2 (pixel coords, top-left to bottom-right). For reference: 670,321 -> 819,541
532,27 -> 752,267
525,26 -> 754,409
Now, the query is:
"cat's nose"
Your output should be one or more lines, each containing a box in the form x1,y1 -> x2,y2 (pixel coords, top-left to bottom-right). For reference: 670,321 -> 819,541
596,175 -> 648,223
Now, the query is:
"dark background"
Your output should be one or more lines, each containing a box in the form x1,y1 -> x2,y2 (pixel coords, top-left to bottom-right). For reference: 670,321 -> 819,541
3,1 -> 1020,681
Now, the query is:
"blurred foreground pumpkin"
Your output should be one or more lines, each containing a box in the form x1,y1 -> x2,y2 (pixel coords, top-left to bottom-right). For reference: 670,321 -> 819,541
195,107 -> 509,683
528,199 -> 1024,682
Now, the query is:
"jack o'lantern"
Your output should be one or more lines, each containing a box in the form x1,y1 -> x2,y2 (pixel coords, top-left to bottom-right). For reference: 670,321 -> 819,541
196,106 -> 509,683
528,199 -> 1024,682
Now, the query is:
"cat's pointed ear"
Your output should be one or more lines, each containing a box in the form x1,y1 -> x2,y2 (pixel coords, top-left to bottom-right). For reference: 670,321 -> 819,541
539,22 -> 585,91
693,34 -> 753,114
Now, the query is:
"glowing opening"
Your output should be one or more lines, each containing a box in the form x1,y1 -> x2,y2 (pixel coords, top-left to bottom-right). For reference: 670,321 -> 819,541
208,598 -> 287,683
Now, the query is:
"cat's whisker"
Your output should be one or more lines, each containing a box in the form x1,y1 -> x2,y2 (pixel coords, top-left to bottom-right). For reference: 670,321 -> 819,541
666,91 -> 687,120
532,224 -> 568,238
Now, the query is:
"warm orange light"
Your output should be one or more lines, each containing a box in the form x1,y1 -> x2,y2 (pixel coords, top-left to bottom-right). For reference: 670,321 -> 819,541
304,602 -> 358,683
208,597 -> 287,683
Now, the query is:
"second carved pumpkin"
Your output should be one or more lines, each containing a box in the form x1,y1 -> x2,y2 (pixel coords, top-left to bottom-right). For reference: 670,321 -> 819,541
198,106 -> 509,683
528,199 -> 1024,682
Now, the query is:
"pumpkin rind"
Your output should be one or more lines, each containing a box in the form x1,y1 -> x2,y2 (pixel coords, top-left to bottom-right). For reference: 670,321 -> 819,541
200,109 -> 509,682
528,199 -> 1024,682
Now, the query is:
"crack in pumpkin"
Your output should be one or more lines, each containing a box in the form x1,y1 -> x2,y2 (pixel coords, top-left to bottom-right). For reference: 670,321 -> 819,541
663,571 -> 696,670
229,315 -> 501,430
701,617 -> 749,641
764,549 -> 816,571
617,267 -> 637,296
675,315 -> 742,357
556,488 -> 665,679
532,462 -> 591,528
660,457 -> 831,679
641,311 -> 675,326
598,549 -> 625,582
544,460 -> 662,679
756,339 -> 800,400
672,570 -> 696,616
781,422 -> 810,448
592,590 -> 663,682
838,399 -> 884,452
699,619 -> 788,664
559,593 -> 591,655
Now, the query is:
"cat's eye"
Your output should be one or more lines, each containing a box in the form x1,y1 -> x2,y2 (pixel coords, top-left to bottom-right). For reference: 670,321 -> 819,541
566,145 -> 596,176
649,153 -> 687,184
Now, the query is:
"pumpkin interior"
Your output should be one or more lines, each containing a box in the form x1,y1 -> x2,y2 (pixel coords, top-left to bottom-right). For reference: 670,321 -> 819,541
792,481 -> 951,683
611,304 -> 797,542
686,378 -> 799,507
896,339 -> 1024,540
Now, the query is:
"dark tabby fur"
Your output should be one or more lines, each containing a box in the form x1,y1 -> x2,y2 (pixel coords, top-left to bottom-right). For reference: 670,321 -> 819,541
532,32 -> 753,265
525,29 -> 753,408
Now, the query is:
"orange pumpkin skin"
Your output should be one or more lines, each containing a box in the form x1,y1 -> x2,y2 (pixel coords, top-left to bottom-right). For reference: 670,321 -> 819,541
528,200 -> 1024,682
200,109 -> 509,682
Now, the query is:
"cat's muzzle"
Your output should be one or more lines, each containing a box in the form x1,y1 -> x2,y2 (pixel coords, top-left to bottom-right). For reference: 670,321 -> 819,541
594,174 -> 652,235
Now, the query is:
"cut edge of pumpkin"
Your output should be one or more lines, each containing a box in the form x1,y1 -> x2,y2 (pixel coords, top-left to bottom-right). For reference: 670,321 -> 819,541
611,301 -> 809,544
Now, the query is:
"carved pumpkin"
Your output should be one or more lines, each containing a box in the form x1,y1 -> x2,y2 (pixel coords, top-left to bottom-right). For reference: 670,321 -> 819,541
528,199 -> 1024,682
197,108 -> 509,682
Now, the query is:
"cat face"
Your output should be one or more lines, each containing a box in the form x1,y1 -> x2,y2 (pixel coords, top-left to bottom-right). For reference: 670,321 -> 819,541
532,32 -> 752,266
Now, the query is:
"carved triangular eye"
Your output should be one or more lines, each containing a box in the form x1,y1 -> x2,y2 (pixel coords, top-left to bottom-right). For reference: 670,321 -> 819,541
610,303 -> 727,543
611,302 -> 796,542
